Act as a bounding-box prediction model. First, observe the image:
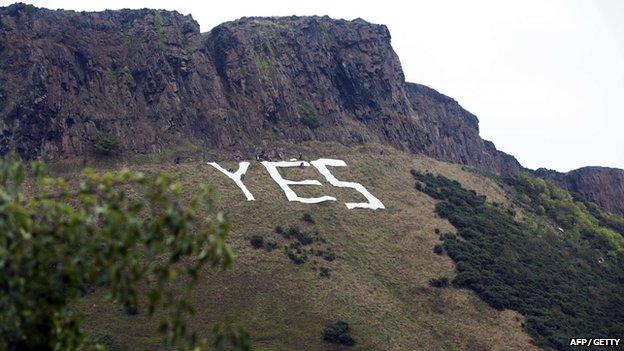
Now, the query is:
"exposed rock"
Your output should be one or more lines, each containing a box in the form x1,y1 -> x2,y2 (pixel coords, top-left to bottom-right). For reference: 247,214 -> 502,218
0,3 -> 513,172
0,3 -> 621,214
535,167 -> 624,216
407,83 -> 520,174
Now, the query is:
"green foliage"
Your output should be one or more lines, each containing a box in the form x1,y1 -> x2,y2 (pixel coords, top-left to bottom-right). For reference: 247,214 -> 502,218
323,321 -> 355,346
318,266 -> 331,278
576,196 -> 624,235
253,52 -> 270,74
106,68 -> 119,82
285,242 -> 308,265
411,170 -> 624,350
154,11 -> 165,43
23,4 -> 36,14
319,249 -> 335,262
433,243 -> 444,255
302,212 -> 315,224
93,131 -> 120,155
298,102 -> 319,129
264,240 -> 277,252
106,67 -> 134,90
249,235 -> 265,249
0,155 -> 247,351
212,324 -> 251,351
428,276 -> 449,288
506,172 -> 624,252
122,67 -> 135,90
249,234 -> 277,252
289,226 -> 313,245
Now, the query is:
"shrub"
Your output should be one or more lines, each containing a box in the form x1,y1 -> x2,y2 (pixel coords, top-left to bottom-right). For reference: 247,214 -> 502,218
264,240 -> 277,252
321,249 -> 335,262
303,212 -> 315,224
275,225 -> 284,235
433,243 -> 444,255
254,52 -> 269,74
319,267 -> 331,278
289,226 -> 313,245
298,101 -> 320,129
93,131 -> 120,155
249,235 -> 264,249
429,276 -> 449,288
323,321 -> 355,346
285,250 -> 307,265
153,11 -> 165,43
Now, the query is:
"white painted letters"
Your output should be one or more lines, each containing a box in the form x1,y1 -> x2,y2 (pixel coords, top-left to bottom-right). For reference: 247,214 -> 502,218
208,158 -> 384,209
311,158 -> 385,210
260,161 -> 336,204
208,162 -> 255,201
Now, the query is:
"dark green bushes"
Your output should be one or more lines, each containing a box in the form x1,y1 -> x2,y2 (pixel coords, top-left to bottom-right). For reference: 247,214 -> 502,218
249,234 -> 277,252
289,226 -> 313,245
285,242 -> 307,265
433,243 -> 444,255
428,276 -> 449,288
298,101 -> 320,129
302,212 -> 315,224
318,267 -> 331,278
323,321 -> 355,346
93,131 -> 120,155
249,235 -> 264,249
411,171 -> 624,350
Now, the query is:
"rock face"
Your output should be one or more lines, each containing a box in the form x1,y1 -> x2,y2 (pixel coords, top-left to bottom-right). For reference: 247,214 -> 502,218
535,167 -> 624,216
407,83 -> 520,174
0,3 -> 621,213
0,4 -> 515,170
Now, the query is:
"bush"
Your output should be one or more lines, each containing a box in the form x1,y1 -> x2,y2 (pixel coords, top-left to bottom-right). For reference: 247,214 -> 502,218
93,131 -> 120,155
319,267 -> 331,278
298,101 -> 320,129
322,250 -> 335,262
429,276 -> 449,288
285,250 -> 307,265
275,225 -> 284,235
302,212 -> 315,224
289,226 -> 313,245
264,240 -> 277,252
249,235 -> 265,249
323,321 -> 355,346
433,243 -> 444,255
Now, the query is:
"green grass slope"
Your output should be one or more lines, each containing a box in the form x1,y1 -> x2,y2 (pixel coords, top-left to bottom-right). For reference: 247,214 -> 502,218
66,142 -> 540,350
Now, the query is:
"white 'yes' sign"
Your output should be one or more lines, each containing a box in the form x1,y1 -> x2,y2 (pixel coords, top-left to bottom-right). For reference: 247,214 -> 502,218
208,158 -> 384,210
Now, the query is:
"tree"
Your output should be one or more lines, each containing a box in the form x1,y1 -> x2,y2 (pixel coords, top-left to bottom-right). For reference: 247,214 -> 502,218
0,155 -> 249,350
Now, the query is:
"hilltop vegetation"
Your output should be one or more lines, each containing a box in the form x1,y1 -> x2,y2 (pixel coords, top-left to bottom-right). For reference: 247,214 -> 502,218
412,171 -> 624,350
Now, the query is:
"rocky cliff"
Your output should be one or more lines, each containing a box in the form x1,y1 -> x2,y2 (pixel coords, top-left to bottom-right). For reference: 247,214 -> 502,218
0,3 -> 622,213
0,3 -> 516,171
535,167 -> 624,216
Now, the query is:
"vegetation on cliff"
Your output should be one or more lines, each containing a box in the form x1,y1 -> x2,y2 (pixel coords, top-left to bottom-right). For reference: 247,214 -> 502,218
412,170 -> 624,350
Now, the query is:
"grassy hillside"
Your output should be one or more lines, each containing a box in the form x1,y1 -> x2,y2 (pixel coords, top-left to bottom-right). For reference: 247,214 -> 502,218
62,142 -> 539,350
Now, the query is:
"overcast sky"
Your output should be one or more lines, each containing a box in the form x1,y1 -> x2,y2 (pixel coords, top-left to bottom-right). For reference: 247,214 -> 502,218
6,0 -> 624,172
